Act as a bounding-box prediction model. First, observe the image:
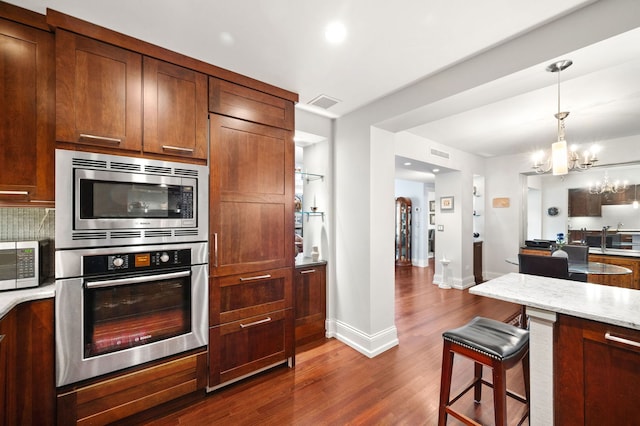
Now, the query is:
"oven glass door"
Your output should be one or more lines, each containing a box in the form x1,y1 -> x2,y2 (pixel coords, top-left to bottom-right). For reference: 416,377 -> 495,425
74,169 -> 196,229
83,269 -> 192,358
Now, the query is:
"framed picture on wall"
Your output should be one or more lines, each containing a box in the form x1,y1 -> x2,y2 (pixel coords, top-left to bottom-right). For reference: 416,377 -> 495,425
429,200 -> 435,212
429,213 -> 435,225
440,196 -> 454,211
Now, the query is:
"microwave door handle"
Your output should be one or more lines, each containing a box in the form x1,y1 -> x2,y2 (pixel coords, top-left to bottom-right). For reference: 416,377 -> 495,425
85,270 -> 191,289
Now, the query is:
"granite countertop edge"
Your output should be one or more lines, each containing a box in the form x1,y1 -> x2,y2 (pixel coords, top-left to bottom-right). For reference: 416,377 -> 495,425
470,272 -> 640,330
0,281 -> 55,319
295,257 -> 328,268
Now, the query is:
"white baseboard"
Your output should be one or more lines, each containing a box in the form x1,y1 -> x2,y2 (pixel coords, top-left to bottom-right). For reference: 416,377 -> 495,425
325,319 -> 398,358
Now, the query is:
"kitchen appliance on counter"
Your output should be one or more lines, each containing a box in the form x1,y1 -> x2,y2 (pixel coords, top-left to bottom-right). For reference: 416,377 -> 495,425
55,241 -> 208,386
0,240 -> 50,291
55,149 -> 208,249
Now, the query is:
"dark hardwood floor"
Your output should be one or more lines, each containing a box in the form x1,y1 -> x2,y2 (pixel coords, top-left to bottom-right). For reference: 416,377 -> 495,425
137,260 -> 528,425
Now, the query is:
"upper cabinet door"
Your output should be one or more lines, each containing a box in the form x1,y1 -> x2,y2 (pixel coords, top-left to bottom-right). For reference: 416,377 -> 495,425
143,57 -> 208,160
0,18 -> 54,205
55,30 -> 142,151
209,77 -> 294,131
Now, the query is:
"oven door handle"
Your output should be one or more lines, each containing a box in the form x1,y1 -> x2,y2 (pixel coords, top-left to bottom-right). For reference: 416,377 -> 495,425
85,270 -> 191,289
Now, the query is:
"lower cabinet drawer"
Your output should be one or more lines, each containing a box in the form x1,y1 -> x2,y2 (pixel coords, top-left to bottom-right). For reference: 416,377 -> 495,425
209,308 -> 293,387
210,267 -> 292,326
57,350 -> 207,425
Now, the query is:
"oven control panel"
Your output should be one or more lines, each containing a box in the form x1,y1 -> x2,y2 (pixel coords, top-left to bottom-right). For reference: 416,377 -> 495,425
83,249 -> 191,276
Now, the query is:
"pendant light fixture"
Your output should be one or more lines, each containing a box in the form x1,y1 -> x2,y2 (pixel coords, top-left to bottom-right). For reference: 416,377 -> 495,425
532,59 -> 599,175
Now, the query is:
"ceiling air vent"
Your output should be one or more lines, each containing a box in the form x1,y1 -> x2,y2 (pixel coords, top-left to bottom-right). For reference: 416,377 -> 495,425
430,148 -> 450,159
308,94 -> 340,110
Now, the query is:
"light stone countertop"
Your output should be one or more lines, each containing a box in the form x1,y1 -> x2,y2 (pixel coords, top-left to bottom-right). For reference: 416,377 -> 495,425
470,272 -> 640,330
0,281 -> 55,319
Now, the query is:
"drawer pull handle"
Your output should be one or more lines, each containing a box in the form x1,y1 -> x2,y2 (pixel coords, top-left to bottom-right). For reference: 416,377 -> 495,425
79,134 -> 122,144
0,190 -> 29,195
0,334 -> 5,343
300,269 -> 316,274
240,317 -> 271,328
162,145 -> 194,153
239,274 -> 272,282
605,332 -> 640,348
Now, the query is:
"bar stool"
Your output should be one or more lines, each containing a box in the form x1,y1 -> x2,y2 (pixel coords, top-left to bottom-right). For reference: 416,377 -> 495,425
438,316 -> 530,426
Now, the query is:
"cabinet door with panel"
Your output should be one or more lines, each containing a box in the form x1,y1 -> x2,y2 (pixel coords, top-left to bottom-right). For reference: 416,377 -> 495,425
209,114 -> 294,277
556,314 -> 640,424
56,30 -> 142,151
209,77 -> 294,130
208,267 -> 293,386
143,57 -> 208,161
0,309 -> 15,426
0,17 -> 54,205
295,264 -> 326,348
568,188 -> 601,217
587,254 -> 639,289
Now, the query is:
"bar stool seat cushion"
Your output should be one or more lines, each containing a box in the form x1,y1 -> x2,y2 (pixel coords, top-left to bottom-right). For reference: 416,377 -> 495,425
443,316 -> 529,361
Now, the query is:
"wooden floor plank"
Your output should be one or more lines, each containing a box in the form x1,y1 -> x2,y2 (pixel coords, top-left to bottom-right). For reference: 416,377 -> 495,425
132,260 -> 528,425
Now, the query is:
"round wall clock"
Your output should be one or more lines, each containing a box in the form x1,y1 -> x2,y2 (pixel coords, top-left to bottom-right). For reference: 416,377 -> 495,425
547,207 -> 559,216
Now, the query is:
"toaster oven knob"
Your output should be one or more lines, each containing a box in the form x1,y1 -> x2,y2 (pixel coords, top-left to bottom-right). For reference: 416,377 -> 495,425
113,257 -> 124,267
160,252 -> 170,263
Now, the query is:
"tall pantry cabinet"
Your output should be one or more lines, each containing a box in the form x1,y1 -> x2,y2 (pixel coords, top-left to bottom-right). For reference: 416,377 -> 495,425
208,78 -> 296,387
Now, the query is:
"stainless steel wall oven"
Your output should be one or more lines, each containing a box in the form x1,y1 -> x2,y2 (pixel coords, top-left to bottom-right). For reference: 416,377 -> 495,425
55,242 -> 208,387
54,150 -> 209,387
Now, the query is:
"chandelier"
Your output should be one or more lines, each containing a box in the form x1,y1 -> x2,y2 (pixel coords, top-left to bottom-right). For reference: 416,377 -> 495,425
532,59 -> 598,175
588,171 -> 628,194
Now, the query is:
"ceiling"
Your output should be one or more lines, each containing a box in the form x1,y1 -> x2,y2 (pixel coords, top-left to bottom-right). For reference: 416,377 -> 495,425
10,0 -> 640,177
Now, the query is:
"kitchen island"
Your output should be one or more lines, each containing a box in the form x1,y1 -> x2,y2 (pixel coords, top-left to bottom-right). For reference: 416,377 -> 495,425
470,273 -> 640,425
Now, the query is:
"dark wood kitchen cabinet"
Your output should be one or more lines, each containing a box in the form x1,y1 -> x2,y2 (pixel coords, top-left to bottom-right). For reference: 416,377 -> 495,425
295,264 -> 327,348
0,307 -> 13,426
568,188 -> 601,217
556,314 -> 640,425
1,298 -> 55,426
142,56 -> 208,160
55,29 -> 143,152
208,78 -> 295,388
208,268 -> 293,386
0,7 -> 55,206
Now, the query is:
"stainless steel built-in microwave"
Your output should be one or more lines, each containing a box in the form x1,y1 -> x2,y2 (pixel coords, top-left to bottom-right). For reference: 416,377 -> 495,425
55,149 -> 208,249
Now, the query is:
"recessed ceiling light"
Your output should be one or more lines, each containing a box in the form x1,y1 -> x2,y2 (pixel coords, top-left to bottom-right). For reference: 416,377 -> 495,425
219,32 -> 234,46
432,168 -> 440,173
403,162 -> 412,166
325,21 -> 347,44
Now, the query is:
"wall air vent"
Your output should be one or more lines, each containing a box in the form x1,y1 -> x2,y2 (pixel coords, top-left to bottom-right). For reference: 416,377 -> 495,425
308,94 -> 340,110
430,148 -> 450,159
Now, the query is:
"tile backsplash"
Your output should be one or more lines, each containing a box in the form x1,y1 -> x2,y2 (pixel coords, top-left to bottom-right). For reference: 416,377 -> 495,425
0,207 -> 55,241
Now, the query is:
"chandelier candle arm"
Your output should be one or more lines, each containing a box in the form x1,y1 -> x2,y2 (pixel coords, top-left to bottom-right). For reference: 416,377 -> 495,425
588,172 -> 629,194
